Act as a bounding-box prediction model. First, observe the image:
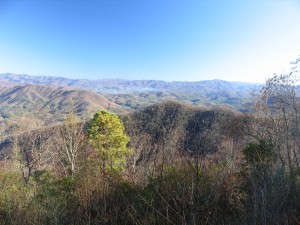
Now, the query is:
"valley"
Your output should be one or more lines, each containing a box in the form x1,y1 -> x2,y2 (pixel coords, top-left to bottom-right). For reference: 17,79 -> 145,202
0,73 -> 262,112
1,0 -> 300,223
0,67 -> 300,224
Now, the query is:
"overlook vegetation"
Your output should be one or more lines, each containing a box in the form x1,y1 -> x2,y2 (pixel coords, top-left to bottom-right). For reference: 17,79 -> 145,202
0,59 -> 300,224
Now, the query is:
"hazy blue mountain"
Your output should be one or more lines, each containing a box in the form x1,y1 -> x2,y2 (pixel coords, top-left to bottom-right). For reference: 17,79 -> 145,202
0,73 -> 263,111
0,73 -> 261,92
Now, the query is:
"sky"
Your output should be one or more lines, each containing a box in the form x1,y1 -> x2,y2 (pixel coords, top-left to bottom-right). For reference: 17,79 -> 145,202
0,0 -> 300,83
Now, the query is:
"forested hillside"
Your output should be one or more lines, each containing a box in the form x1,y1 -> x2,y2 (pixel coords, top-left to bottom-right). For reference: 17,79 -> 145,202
0,60 -> 300,224
0,73 -> 261,111
0,84 -> 123,136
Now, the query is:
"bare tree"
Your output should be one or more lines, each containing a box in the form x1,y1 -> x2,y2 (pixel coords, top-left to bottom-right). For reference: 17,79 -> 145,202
57,111 -> 85,176
258,57 -> 300,175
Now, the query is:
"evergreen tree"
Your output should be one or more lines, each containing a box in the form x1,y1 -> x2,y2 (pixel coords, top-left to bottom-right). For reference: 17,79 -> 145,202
87,110 -> 132,173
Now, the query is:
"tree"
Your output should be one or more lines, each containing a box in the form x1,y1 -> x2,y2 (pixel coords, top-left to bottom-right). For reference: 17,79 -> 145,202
259,56 -> 300,175
58,111 -> 85,176
238,57 -> 300,224
11,126 -> 52,184
87,110 -> 132,173
243,140 -> 275,166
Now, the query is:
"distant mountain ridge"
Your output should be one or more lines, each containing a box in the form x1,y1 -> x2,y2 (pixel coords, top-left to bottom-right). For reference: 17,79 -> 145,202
0,73 -> 262,92
0,73 -> 263,111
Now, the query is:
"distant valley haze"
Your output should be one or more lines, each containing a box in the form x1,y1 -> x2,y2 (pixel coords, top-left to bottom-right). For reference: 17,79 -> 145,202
2,3 -> 300,223
0,73 -> 262,113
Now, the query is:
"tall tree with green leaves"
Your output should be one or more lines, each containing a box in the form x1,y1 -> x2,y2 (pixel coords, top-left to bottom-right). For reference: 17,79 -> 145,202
87,110 -> 132,173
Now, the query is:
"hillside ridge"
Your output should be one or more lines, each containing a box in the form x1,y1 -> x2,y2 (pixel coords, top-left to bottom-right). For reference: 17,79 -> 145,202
0,73 -> 262,111
0,83 -> 121,122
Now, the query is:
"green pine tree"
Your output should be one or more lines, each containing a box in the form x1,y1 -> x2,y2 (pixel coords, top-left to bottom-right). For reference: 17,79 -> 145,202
87,110 -> 132,173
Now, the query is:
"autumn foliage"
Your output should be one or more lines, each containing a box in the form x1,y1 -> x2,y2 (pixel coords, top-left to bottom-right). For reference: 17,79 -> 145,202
1,60 -> 300,224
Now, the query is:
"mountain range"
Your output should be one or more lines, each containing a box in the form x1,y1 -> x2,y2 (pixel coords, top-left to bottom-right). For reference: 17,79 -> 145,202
0,73 -> 263,111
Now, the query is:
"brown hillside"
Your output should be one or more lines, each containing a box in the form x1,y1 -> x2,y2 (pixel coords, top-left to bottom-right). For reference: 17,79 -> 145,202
123,101 -> 239,172
0,84 -> 122,121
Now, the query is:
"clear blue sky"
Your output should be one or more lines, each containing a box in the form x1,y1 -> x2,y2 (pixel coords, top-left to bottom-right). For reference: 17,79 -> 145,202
1,0 -> 300,82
